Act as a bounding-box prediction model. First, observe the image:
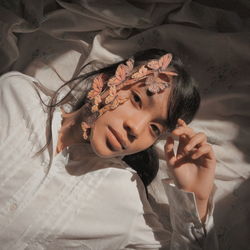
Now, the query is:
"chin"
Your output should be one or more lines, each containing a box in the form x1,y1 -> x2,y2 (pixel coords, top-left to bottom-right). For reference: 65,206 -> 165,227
89,125 -> 127,158
89,138 -> 114,158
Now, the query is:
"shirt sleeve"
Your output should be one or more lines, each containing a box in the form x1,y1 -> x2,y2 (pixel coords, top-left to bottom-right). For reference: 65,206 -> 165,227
163,180 -> 218,250
125,174 -> 218,250
0,71 -> 42,145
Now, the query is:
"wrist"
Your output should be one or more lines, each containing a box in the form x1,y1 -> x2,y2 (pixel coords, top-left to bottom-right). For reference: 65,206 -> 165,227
196,198 -> 209,223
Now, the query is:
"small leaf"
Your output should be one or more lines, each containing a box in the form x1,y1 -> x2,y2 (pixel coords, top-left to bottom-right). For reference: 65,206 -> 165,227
107,75 -> 121,86
110,98 -> 119,110
91,104 -> 99,113
118,96 -> 129,104
94,95 -> 102,105
125,58 -> 134,72
145,76 -> 167,93
122,78 -> 137,87
81,122 -> 90,140
87,73 -> 107,99
132,65 -> 150,79
110,96 -> 128,109
107,58 -> 134,87
147,60 -> 160,70
162,71 -> 178,76
98,104 -> 111,116
158,53 -> 172,71
105,85 -> 117,104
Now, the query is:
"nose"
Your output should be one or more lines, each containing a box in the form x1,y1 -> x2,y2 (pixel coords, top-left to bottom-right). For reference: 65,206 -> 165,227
123,115 -> 149,141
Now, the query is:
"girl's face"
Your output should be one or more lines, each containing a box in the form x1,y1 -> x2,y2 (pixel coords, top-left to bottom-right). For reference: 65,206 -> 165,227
89,81 -> 171,158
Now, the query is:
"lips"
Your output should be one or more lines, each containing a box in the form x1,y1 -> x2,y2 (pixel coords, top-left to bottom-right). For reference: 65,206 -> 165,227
107,126 -> 127,150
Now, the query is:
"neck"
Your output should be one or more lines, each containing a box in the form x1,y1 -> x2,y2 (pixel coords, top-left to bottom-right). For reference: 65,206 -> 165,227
56,108 -> 85,154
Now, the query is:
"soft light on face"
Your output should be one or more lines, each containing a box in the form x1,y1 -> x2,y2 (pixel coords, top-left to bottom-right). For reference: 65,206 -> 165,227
88,81 -> 171,158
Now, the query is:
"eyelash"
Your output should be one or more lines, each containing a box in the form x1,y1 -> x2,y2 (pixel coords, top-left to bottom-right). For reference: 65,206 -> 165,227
132,91 -> 141,106
151,125 -> 161,137
131,91 -> 161,137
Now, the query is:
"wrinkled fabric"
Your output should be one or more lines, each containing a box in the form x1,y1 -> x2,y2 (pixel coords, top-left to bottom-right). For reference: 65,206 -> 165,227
0,72 -> 217,249
0,1 -> 250,249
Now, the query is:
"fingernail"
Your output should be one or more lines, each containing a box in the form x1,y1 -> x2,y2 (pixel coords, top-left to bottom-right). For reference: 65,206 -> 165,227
172,129 -> 179,134
191,154 -> 197,159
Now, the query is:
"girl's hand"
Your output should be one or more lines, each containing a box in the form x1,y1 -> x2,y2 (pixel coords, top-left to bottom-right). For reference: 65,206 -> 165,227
164,119 -> 216,222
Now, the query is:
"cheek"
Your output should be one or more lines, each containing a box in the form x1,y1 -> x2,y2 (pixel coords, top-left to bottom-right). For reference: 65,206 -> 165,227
87,104 -> 126,157
89,114 -> 107,143
88,96 -> 157,156
89,120 -> 114,158
132,135 -> 155,152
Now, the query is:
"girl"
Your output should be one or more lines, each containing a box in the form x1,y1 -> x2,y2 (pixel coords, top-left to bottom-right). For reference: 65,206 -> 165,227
0,49 -> 217,249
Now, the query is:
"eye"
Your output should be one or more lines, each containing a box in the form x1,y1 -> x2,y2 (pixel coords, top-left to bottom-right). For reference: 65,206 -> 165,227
151,124 -> 161,137
131,91 -> 142,107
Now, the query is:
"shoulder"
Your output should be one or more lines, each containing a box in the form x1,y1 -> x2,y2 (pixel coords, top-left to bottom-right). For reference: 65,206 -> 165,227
0,71 -> 39,96
0,71 -> 37,85
0,71 -> 41,103
0,72 -> 49,136
0,71 -> 49,113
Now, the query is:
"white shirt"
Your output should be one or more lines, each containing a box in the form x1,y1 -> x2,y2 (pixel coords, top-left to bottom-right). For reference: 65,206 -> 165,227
0,72 -> 218,250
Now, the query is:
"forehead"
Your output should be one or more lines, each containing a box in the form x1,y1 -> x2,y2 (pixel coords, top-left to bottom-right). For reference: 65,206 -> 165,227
129,81 -> 171,123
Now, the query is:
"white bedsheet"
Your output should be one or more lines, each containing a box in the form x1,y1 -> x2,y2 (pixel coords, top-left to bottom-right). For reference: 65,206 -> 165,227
0,0 -> 250,249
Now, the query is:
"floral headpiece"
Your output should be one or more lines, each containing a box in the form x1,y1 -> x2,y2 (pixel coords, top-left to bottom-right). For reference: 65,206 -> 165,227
81,53 -> 178,140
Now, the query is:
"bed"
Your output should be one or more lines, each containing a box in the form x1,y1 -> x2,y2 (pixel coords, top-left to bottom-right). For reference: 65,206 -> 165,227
0,0 -> 250,249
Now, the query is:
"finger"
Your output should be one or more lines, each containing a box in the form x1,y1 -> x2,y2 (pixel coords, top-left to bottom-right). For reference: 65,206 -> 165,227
177,118 -> 186,127
176,134 -> 188,158
172,125 -> 195,140
174,120 -> 194,157
164,136 -> 177,166
184,132 -> 207,152
178,134 -> 189,147
191,144 -> 213,160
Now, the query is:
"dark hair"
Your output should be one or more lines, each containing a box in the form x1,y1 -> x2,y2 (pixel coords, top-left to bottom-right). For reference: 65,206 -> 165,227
122,49 -> 200,187
35,48 -> 200,189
